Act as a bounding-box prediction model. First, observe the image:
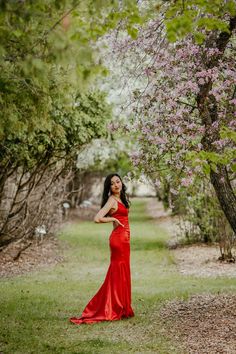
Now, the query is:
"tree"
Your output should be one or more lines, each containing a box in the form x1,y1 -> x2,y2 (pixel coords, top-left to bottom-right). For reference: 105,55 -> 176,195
0,0 -> 142,251
0,90 -> 112,249
110,2 -> 236,236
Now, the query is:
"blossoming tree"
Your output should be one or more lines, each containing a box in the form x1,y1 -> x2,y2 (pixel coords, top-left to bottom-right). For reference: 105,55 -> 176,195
110,2 -> 236,234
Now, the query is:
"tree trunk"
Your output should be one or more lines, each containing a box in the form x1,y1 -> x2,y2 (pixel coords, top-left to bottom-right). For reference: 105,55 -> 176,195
210,166 -> 236,234
196,15 -> 236,235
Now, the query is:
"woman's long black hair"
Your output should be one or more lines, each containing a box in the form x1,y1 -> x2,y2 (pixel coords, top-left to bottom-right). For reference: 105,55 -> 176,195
101,173 -> 131,209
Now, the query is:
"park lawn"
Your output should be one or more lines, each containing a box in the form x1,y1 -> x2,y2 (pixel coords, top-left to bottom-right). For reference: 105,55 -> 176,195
1,198 -> 236,354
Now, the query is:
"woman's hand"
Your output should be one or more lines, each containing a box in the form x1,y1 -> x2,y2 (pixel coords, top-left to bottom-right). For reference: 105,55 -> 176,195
94,197 -> 124,228
113,218 -> 124,229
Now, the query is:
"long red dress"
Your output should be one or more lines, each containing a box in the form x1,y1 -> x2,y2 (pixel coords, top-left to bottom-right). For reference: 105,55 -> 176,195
69,199 -> 135,325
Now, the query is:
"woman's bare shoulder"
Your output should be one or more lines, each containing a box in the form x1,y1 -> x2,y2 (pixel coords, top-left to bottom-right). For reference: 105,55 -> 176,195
107,196 -> 118,215
107,195 -> 117,205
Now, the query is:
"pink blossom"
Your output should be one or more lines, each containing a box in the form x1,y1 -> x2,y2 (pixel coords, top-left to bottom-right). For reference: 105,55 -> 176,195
225,69 -> 236,77
230,98 -> 236,105
154,136 -> 168,144
212,139 -> 227,148
187,123 -> 197,129
196,70 -> 208,78
107,122 -> 120,132
212,121 -> 219,128
228,120 -> 236,128
198,78 -> 205,85
168,100 -> 178,109
198,126 -> 205,133
179,138 -> 185,145
180,177 -> 193,187
111,23 -> 235,181
207,48 -> 220,56
187,170 -> 193,176
185,80 -> 199,92
220,177 -> 224,183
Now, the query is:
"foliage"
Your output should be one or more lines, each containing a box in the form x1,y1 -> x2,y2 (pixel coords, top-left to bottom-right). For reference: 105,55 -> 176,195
76,132 -> 134,175
1,90 -> 112,170
0,89 -> 112,247
174,177 -> 223,243
110,3 -> 235,213
114,28 -> 236,187
0,0 -> 141,171
104,1 -> 236,253
164,0 -> 236,43
0,0 -> 131,248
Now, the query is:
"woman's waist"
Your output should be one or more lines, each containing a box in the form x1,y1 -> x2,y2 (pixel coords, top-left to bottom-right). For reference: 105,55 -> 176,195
116,222 -> 129,229
111,223 -> 130,233
113,216 -> 129,222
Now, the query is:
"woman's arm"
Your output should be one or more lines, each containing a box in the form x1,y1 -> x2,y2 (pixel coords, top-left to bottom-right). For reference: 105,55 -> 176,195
94,197 -> 123,226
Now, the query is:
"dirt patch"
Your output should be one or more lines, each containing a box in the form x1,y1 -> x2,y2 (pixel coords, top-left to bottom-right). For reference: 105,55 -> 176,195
172,244 -> 236,278
146,198 -> 236,353
159,293 -> 236,354
146,198 -> 236,278
0,203 -> 100,279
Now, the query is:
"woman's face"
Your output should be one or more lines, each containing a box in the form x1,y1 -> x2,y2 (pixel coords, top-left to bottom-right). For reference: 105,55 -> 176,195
110,175 -> 122,195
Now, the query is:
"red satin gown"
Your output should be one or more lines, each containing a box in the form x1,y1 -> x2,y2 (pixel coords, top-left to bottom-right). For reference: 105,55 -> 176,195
69,199 -> 135,325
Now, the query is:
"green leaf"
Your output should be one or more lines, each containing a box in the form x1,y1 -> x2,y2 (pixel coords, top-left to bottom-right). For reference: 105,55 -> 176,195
202,163 -> 211,175
127,26 -> 138,39
193,31 -> 206,44
231,164 -> 236,172
220,126 -> 236,143
210,162 -> 217,172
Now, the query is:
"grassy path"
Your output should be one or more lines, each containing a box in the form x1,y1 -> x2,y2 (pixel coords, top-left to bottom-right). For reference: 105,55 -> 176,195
1,198 -> 236,353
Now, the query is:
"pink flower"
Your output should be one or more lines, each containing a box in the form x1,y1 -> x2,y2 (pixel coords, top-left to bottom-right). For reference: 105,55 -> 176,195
198,126 -> 205,133
180,177 -> 193,187
212,139 -> 227,148
220,177 -> 224,183
230,98 -> 236,105
179,138 -> 185,145
187,123 -> 197,129
228,120 -> 236,128
155,136 -> 168,144
107,122 -> 120,132
198,78 -> 205,85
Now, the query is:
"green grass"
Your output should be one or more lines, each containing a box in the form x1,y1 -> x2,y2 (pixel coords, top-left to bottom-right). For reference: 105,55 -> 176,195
1,198 -> 236,353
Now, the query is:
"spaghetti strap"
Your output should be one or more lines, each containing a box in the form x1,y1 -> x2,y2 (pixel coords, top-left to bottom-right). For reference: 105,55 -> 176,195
110,195 -> 125,207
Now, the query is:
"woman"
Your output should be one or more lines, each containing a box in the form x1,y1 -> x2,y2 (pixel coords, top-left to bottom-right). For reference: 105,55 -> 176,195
69,173 -> 135,325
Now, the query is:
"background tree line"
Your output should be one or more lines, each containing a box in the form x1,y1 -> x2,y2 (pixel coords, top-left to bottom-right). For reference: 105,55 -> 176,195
0,0 -> 142,255
1,0 -> 235,262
